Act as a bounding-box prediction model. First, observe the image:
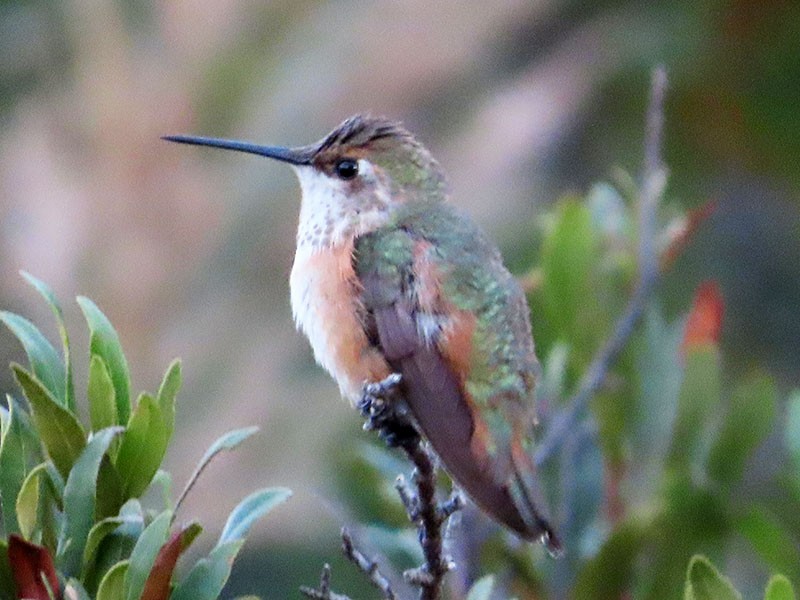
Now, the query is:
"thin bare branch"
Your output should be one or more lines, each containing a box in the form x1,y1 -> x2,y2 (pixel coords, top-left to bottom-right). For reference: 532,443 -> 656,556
535,66 -> 669,467
341,529 -> 398,600
300,564 -> 353,600
399,441 -> 451,600
359,374 -> 462,599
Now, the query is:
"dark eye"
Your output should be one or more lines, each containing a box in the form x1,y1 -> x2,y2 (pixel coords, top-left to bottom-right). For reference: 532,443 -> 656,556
335,159 -> 359,180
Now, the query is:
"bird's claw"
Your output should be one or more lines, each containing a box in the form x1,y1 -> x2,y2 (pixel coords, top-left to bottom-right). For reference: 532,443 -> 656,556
358,373 -> 419,448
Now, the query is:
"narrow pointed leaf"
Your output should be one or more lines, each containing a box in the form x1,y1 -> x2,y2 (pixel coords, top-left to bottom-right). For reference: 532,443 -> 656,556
96,458 -> 124,519
765,575 -> 796,600
88,355 -> 117,433
176,426 -> 258,510
539,200 -> 601,357
44,460 -> 65,500
97,560 -> 129,600
684,555 -> 741,600
16,462 -> 50,540
170,540 -> 245,600
124,510 -> 173,600
156,359 -> 181,443
78,296 -> 132,424
81,516 -> 129,579
21,271 -> 76,411
0,397 -> 28,534
151,469 -> 172,511
708,375 -> 776,488
13,365 -> 85,478
116,394 -> 168,499
573,521 -> 645,599
59,427 -> 124,576
785,390 -> 800,469
466,575 -> 495,600
667,347 -> 720,473
199,426 -> 260,471
8,534 -> 59,600
139,522 -> 202,600
86,501 -> 144,587
218,487 -> 292,545
0,311 -> 66,404
736,508 -> 800,583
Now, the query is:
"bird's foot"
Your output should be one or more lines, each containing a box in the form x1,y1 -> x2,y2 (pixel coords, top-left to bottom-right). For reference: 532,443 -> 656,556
359,373 -> 419,448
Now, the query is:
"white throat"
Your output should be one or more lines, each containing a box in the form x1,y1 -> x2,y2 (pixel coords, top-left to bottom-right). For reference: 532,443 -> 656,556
291,162 -> 391,256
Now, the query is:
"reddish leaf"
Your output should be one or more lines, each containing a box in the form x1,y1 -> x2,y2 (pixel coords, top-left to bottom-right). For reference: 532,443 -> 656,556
682,280 -> 724,352
8,534 -> 60,600
140,523 -> 201,600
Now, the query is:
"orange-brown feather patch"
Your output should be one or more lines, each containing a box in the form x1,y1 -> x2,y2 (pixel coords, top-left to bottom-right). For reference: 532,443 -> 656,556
411,240 -> 444,313
294,239 -> 390,401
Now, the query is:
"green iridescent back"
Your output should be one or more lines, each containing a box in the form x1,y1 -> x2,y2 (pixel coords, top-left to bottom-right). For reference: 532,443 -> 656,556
354,199 -> 540,451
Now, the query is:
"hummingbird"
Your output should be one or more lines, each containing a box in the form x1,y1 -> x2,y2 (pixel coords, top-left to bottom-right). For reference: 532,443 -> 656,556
164,115 -> 561,553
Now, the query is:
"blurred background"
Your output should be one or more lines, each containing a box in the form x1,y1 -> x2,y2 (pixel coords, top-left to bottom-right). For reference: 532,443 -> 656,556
1,0 -> 799,597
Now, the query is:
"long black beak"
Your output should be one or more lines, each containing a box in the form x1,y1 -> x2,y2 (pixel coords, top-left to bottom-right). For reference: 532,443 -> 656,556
162,134 -> 313,166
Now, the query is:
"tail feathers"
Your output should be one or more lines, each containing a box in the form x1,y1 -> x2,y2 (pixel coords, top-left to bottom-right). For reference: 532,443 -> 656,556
509,463 -> 563,557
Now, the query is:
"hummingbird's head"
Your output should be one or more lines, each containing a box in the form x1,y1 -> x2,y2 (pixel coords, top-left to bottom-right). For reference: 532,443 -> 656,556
165,115 -> 448,248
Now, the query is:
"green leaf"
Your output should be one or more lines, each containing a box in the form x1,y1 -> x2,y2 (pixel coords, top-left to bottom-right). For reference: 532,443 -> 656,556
667,347 -> 720,474
58,427 -> 124,576
115,394 -> 169,500
151,470 -> 172,511
707,374 -> 776,488
539,199 -> 601,358
78,296 -> 132,424
81,516 -> 129,579
199,426 -> 260,470
573,521 -> 645,599
785,390 -> 800,470
13,365 -> 86,479
176,426 -> 259,511
16,462 -> 49,540
218,487 -> 292,545
83,501 -> 144,590
0,311 -> 66,405
736,508 -> 800,583
170,540 -> 245,600
124,510 -> 172,600
96,458 -> 124,520
88,356 -> 117,434
156,359 -> 181,443
684,555 -> 741,600
0,397 -> 30,535
97,560 -> 129,600
21,271 -> 76,412
44,460 -> 65,500
631,307 -> 685,476
466,575 -> 495,600
15,461 -> 62,549
765,575 -> 796,600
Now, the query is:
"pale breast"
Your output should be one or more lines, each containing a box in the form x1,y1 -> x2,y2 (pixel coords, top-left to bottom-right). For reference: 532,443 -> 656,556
289,240 -> 391,403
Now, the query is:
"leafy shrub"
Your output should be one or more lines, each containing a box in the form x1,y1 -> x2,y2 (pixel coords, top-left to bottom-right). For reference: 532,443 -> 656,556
0,273 -> 290,599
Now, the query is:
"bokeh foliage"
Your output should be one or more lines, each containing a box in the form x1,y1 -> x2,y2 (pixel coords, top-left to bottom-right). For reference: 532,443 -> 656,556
334,178 -> 799,598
